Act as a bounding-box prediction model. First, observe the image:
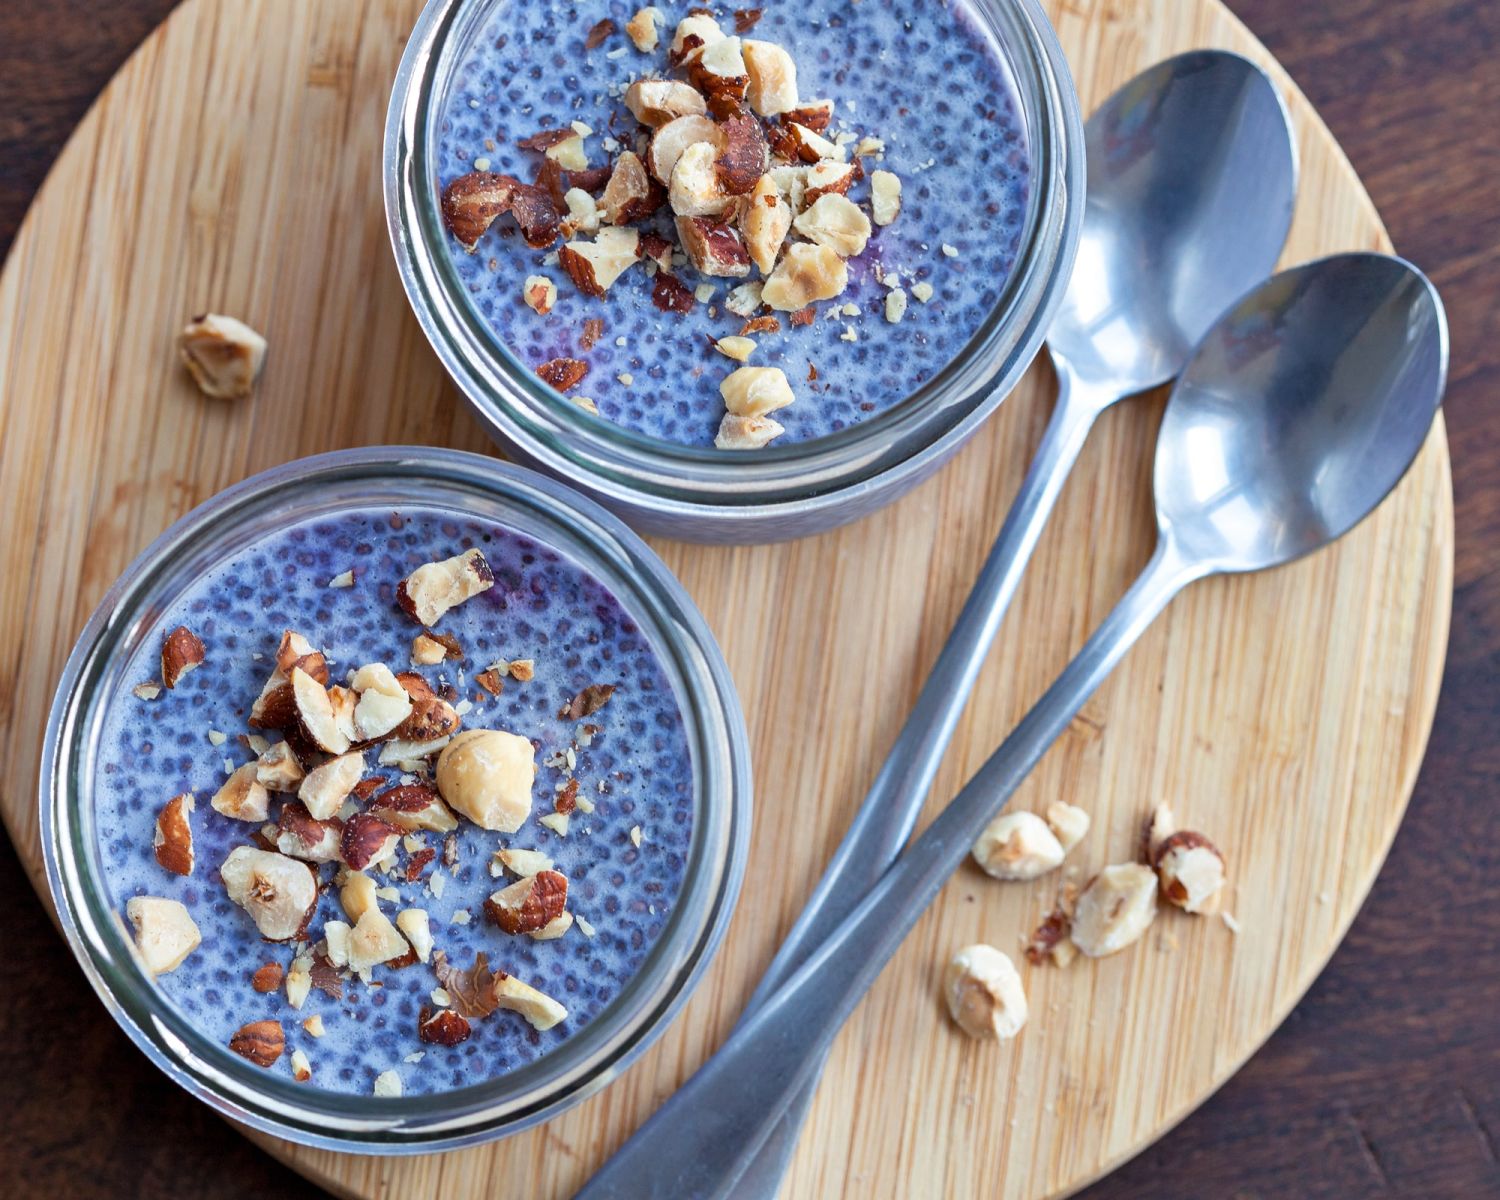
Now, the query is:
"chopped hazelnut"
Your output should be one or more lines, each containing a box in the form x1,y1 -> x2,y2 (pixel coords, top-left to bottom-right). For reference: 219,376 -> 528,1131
560,226 -> 642,296
340,812 -> 402,872
803,159 -> 858,203
870,169 -> 902,226
741,39 -> 798,115
675,215 -> 751,277
944,944 -> 1028,1040
624,79 -> 707,128
298,750 -> 364,820
125,896 -> 201,975
971,811 -> 1065,880
495,848 -> 555,877
290,1049 -> 313,1083
1070,864 -> 1159,957
395,908 -> 435,963
725,281 -> 764,316
486,870 -> 569,934
347,906 -> 411,973
761,243 -> 848,310
411,634 -> 448,665
1144,802 -> 1176,861
714,335 -> 757,362
716,111 -> 770,195
742,174 -> 790,274
285,951 -> 313,1009
350,663 -> 415,741
212,763 -> 271,823
885,288 -> 908,324
522,274 -> 558,315
373,1070 -> 403,1098
562,187 -> 602,236
688,36 -> 750,109
179,314 -> 267,399
492,973 -> 568,1030
1153,831 -> 1227,914
303,1014 -> 326,1038
397,548 -> 495,627
160,626 -> 206,689
720,366 -> 794,418
539,811 -> 571,837
435,728 -> 536,832
530,911 -> 575,941
220,847 -> 317,941
1045,801 -> 1091,853
508,659 -> 536,682
912,281 -> 935,303
255,741 -> 305,792
669,141 -> 734,217
625,6 -> 664,51
715,412 -> 785,450
600,151 -> 656,225
792,193 -> 871,258
153,793 -> 196,877
670,13 -> 725,64
646,114 -> 724,185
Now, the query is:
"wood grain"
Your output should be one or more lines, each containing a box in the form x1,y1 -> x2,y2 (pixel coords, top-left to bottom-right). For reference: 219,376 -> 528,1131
0,0 -> 1481,1198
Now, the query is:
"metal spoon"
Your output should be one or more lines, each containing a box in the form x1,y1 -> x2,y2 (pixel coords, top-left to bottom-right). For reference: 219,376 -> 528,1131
715,49 -> 1298,1199
577,252 -> 1448,1198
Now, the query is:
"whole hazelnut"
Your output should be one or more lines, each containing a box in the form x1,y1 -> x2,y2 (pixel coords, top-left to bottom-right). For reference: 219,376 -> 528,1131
436,729 -> 536,832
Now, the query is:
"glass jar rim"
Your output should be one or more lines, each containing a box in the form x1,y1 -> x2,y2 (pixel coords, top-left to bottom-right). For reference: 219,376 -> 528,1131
384,0 -> 1084,532
39,446 -> 752,1152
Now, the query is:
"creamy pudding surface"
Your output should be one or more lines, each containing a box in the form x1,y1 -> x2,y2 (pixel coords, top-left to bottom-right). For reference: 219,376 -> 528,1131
437,0 -> 1031,448
101,507 -> 694,1097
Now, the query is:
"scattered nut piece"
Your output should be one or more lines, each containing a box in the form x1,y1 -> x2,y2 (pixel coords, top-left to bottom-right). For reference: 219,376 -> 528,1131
530,911 -> 575,941
1143,802 -> 1176,862
624,79 -> 707,129
1153,831 -> 1226,914
629,824 -> 644,848
285,951 -> 313,1009
1044,801 -> 1090,853
971,811 -> 1065,880
496,848 -> 555,877
522,274 -> 558,315
1070,863 -> 1159,957
290,666 -> 351,755
212,763 -> 271,823
508,659 -> 535,682
368,783 -> 460,834
600,151 -> 658,225
396,908 -> 435,963
419,1007 -> 473,1046
340,812 -> 402,872
714,335 -> 757,362
160,626 -> 206,688
275,801 -> 342,863
436,728 -> 536,832
741,39 -> 798,115
720,365 -> 794,418
725,281 -> 764,317
562,186 -> 603,236
669,140 -> 734,217
803,159 -> 859,203
870,169 -> 902,226
792,193 -> 871,258
715,412 -> 784,450
1024,908 -> 1077,967
944,944 -> 1028,1040
327,570 -> 354,588
373,1070 -> 403,1098
340,872 -> 379,924
625,5 -> 664,52
688,36 -> 750,110
761,243 -> 848,310
350,663 -> 415,741
290,1049 -> 313,1083
397,548 -> 494,628
647,114 -> 725,184
742,174 -> 791,273
298,751 -> 364,820
539,811 -> 571,837
255,741 -> 305,792
347,906 -> 412,973
153,793 -> 196,876
911,281 -> 934,303
941,243 -> 959,258
132,682 -> 161,701
229,1020 -> 285,1068
303,1014 -> 326,1037
492,972 -> 568,1030
126,896 -> 201,975
675,215 -> 751,277
220,847 -> 318,941
560,226 -> 642,296
884,288 -> 908,324
576,914 -> 598,938
180,314 -> 267,399
486,869 -> 569,934
716,111 -> 770,195
412,634 -> 448,665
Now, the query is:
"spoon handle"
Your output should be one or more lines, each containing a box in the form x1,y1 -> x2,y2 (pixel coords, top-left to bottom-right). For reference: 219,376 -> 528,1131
576,539 -> 1206,1200
721,369 -> 1107,1199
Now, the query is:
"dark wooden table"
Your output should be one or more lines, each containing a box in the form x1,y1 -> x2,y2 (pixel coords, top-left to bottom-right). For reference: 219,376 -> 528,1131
2,2 -> 1496,1196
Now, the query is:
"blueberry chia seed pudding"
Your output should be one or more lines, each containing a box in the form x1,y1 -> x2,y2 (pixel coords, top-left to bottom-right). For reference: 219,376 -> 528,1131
436,0 -> 1031,449
102,506 -> 693,1097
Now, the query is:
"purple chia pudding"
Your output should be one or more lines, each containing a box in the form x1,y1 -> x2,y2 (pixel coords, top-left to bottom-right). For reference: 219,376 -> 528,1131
96,506 -> 694,1097
436,0 -> 1032,447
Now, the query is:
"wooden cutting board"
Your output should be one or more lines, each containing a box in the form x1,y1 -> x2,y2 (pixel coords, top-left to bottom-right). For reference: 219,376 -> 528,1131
0,0 -> 1453,1196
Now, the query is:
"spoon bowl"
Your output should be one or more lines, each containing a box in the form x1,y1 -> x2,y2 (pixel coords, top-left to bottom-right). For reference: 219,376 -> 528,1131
1051,50 -> 1298,393
1157,253 -> 1448,572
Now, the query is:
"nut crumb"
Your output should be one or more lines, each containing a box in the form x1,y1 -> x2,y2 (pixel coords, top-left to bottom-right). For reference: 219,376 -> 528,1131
327,570 -> 354,589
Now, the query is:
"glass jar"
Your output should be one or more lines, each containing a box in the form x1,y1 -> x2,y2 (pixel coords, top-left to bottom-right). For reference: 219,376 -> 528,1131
384,0 -> 1083,542
40,446 -> 751,1152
